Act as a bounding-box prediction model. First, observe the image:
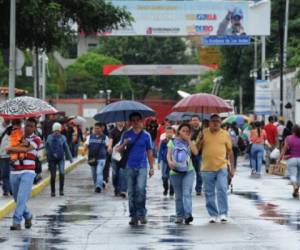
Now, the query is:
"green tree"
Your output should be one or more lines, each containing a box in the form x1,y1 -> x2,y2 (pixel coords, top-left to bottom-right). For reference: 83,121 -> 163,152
97,37 -> 197,99
0,51 -> 7,85
0,0 -> 132,51
65,52 -> 132,98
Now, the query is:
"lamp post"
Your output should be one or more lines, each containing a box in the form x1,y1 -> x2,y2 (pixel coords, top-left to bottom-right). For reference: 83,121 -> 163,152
106,89 -> 111,104
8,0 -> 16,99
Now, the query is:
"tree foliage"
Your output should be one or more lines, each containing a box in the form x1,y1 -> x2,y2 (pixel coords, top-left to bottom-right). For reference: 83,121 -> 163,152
0,51 -> 7,85
65,52 -> 132,98
0,0 -> 132,51
97,37 -> 197,99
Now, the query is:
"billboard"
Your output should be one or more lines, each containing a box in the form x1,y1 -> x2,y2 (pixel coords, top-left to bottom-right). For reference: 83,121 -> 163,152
255,80 -> 272,115
102,65 -> 212,75
104,0 -> 270,36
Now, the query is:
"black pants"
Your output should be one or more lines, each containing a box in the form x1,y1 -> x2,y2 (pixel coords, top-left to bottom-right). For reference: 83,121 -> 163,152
232,146 -> 239,169
103,154 -> 111,183
49,160 -> 65,194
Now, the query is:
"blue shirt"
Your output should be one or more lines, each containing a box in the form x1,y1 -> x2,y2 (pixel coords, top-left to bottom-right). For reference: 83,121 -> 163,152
120,129 -> 152,168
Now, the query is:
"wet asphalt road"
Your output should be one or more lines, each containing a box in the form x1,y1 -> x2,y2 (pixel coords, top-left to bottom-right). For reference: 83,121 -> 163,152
0,159 -> 300,250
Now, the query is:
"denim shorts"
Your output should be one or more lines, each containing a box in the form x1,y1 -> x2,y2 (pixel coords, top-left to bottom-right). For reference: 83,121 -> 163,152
287,157 -> 300,185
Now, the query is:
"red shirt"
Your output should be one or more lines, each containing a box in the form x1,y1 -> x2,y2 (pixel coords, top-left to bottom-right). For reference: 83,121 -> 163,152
264,123 -> 278,146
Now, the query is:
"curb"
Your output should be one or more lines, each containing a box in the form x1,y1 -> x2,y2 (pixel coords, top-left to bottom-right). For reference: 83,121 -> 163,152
0,157 -> 86,220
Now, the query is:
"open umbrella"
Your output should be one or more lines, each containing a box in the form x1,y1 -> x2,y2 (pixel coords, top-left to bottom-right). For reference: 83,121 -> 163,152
94,100 -> 155,123
173,93 -> 232,114
74,116 -> 87,125
166,112 -> 210,121
222,115 -> 251,125
0,96 -> 57,119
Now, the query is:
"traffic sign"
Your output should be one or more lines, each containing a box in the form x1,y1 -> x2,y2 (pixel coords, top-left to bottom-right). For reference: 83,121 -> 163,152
203,36 -> 251,46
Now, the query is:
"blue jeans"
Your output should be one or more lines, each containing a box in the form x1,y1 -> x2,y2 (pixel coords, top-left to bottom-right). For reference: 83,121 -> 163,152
287,157 -> 300,185
10,172 -> 35,225
127,167 -> 147,218
251,144 -> 264,173
0,158 -> 11,193
91,159 -> 106,189
170,171 -> 194,219
192,155 -> 202,192
111,159 -> 127,193
49,160 -> 65,193
202,168 -> 228,217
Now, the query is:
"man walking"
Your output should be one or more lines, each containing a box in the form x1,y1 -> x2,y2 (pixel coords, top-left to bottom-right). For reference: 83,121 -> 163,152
46,122 -> 73,197
6,118 -> 42,230
0,119 -> 11,196
117,112 -> 154,226
198,114 -> 234,223
86,123 -> 109,193
108,121 -> 127,197
190,115 -> 203,195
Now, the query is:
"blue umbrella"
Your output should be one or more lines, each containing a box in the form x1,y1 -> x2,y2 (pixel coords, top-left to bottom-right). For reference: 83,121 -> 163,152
94,100 -> 155,123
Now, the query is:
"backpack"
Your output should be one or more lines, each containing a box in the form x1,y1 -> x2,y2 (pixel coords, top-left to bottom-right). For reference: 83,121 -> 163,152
229,129 -> 239,147
172,139 -> 190,173
49,135 -> 64,160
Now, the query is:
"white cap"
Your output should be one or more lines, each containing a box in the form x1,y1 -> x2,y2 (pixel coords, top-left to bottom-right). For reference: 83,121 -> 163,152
52,122 -> 62,132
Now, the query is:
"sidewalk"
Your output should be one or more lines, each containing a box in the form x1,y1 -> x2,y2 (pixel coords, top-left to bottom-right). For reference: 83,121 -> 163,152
0,156 -> 86,219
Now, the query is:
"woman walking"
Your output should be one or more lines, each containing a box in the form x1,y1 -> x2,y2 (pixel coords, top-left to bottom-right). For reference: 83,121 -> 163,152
278,125 -> 300,198
167,123 -> 198,224
249,121 -> 267,177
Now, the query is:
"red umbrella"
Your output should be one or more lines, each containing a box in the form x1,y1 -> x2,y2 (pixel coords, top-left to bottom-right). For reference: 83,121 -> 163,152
173,93 -> 232,114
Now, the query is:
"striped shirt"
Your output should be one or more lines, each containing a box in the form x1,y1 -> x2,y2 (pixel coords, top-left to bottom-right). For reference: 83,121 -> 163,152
11,133 -> 42,174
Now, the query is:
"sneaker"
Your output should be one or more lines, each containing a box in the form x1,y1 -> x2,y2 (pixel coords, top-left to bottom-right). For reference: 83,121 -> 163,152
3,192 -> 9,197
250,171 -> 256,177
10,224 -> 21,231
114,191 -> 120,197
51,193 -> 55,197
120,192 -> 127,198
59,191 -> 64,196
25,217 -> 32,229
175,218 -> 183,224
196,191 -> 202,196
129,217 -> 138,226
139,217 -> 148,224
169,191 -> 174,197
102,182 -> 107,189
209,217 -> 217,223
220,214 -> 228,223
95,187 -> 101,193
163,190 -> 168,196
184,216 -> 194,225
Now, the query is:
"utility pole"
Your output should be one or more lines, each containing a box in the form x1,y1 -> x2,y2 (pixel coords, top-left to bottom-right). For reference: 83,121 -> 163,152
261,36 -> 266,80
279,0 -> 285,116
283,0 -> 289,68
8,0 -> 16,99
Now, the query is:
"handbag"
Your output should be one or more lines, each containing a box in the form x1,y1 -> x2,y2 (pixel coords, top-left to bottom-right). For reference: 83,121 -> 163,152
88,156 -> 98,167
117,130 -> 143,169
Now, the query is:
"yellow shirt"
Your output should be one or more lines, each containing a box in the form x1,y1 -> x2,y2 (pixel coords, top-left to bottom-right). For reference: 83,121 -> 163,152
201,128 -> 232,172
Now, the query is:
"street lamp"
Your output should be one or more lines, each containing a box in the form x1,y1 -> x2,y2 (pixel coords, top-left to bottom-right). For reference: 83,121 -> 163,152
106,89 -> 111,104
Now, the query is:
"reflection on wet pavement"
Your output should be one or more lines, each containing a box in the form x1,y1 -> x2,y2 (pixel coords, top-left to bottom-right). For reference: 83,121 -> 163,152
17,203 -> 98,250
234,191 -> 300,232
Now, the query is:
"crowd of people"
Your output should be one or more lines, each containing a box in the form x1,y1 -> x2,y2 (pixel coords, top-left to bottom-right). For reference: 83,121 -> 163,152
1,111 -> 300,230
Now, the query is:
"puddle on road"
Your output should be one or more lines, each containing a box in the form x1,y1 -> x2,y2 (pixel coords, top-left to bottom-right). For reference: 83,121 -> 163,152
17,237 -> 68,250
234,191 -> 300,232
17,203 -> 97,250
0,238 -> 7,243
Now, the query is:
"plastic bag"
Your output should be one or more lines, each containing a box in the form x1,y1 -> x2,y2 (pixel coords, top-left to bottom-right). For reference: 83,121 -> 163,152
270,148 -> 280,159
